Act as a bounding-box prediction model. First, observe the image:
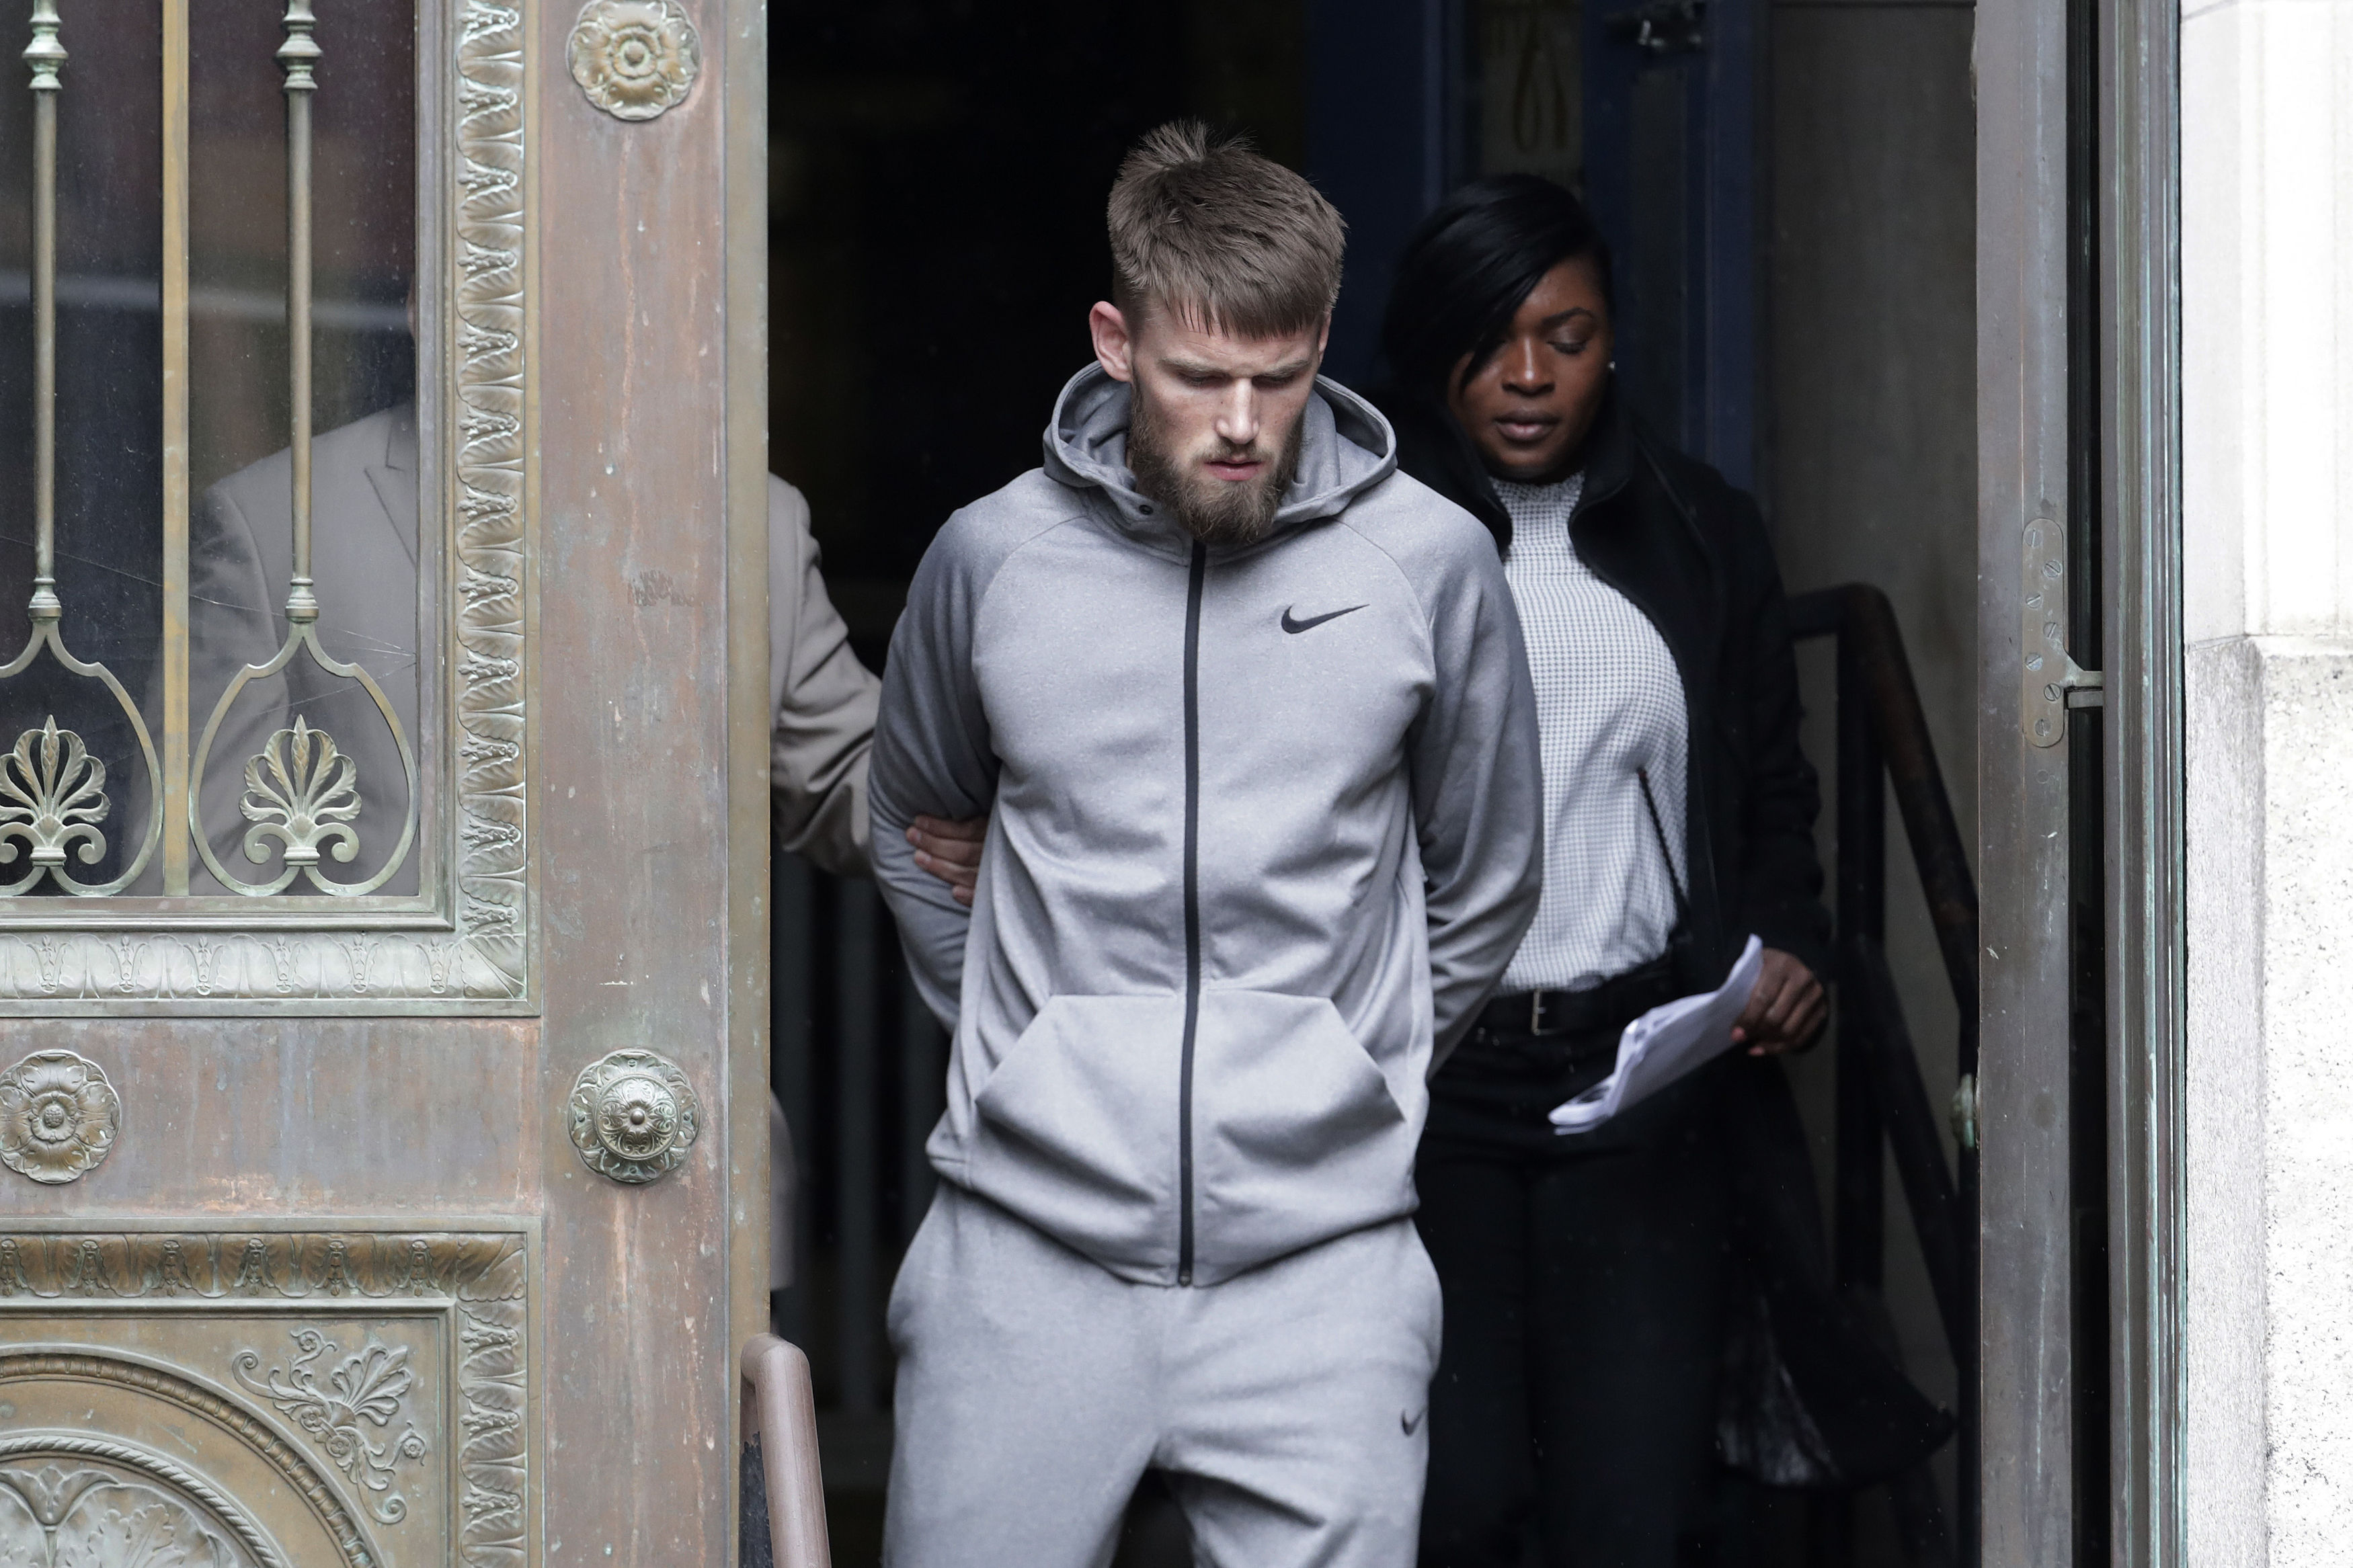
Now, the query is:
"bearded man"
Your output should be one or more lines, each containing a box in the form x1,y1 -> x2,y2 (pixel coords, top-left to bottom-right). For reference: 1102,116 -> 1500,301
868,122 -> 1543,1568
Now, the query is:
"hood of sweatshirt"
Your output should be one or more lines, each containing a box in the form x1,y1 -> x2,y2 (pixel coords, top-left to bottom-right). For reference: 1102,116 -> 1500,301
1040,362 -> 1400,552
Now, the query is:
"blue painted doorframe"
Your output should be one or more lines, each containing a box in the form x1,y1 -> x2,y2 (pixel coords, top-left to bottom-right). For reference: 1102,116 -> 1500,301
1306,0 -> 1762,494
1305,0 -> 1472,390
1583,0 -> 1763,491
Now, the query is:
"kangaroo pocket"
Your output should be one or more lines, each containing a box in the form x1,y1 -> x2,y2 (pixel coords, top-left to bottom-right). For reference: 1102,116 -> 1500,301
1189,990 -> 1419,1282
967,993 -> 1187,1278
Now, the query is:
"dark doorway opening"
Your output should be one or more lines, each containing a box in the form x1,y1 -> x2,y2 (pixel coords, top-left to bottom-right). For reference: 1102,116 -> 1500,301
767,4 -> 1986,1563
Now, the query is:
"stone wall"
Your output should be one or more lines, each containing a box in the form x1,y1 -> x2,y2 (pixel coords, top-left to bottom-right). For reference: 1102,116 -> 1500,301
2182,0 -> 2353,1559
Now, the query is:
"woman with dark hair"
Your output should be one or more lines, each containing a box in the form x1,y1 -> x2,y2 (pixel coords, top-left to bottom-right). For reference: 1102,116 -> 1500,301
1373,177 -> 1940,1566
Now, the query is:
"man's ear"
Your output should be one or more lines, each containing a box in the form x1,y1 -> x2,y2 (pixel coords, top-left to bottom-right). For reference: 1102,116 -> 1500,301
1090,301 -> 1135,383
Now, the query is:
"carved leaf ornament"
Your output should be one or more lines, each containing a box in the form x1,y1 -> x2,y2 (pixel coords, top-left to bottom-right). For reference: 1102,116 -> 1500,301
231,1328 -> 428,1525
567,0 -> 699,120
0,717 -> 109,888
237,719 -> 361,871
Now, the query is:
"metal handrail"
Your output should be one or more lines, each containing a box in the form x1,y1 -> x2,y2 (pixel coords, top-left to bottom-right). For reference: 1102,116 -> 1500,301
1787,584 -> 1980,1026
744,1333 -> 833,1568
1787,582 -> 1979,1568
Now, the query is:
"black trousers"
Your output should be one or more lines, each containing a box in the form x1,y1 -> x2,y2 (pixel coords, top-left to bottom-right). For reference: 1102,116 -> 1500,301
1417,1026 -> 1728,1568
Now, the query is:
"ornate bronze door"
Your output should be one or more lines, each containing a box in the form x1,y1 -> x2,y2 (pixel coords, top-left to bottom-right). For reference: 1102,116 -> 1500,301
0,1 -> 769,1563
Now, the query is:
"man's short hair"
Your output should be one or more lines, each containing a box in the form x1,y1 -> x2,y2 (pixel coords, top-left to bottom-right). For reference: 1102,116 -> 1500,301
1107,121 -> 1346,340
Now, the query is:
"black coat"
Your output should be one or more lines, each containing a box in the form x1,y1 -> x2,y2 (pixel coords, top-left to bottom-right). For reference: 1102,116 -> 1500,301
1378,381 -> 1952,1490
1384,381 -> 1829,993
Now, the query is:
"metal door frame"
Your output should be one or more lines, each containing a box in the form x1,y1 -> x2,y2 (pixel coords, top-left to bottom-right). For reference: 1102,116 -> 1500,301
726,0 -> 773,1553
2096,0 -> 2187,1557
1975,0 -> 2186,1557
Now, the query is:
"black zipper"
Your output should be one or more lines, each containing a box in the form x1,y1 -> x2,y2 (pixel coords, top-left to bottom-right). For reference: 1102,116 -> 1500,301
1177,541 -> 1207,1286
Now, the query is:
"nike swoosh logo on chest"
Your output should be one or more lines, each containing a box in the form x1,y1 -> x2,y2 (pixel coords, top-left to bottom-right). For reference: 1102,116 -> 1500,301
1281,603 -> 1367,634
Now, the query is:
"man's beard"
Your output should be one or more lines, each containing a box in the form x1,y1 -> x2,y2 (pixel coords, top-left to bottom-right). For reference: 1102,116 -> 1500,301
1126,384 -> 1304,548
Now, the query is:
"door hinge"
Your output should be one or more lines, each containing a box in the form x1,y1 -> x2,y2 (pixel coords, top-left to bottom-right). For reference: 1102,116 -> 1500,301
1951,1072 -> 1981,1153
2021,517 -> 2102,745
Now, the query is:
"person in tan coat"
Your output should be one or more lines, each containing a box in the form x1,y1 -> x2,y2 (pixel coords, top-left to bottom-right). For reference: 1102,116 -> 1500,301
188,408 -> 980,1292
763,472 -> 980,891
755,473 -> 980,1295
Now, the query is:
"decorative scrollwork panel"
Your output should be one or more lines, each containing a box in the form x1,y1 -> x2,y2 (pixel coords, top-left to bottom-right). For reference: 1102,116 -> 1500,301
0,1229 -> 530,1568
0,0 -> 534,1013
232,1328 -> 431,1525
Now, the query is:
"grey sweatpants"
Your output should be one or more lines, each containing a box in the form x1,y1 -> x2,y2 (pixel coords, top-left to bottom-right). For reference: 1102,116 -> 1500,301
883,1182 -> 1443,1568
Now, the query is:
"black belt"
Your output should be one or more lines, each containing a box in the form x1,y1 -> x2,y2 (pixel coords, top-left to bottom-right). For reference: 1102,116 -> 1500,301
1474,955 -> 1681,1041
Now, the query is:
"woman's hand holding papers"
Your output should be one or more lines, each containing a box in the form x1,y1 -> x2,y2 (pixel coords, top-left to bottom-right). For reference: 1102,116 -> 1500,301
1732,948 -> 1827,1056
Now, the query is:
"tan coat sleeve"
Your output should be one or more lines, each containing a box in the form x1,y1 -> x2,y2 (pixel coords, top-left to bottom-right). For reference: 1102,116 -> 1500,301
768,475 -> 880,878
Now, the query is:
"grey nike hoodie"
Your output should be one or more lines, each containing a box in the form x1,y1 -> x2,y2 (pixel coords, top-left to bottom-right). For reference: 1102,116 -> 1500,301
871,365 -> 1542,1287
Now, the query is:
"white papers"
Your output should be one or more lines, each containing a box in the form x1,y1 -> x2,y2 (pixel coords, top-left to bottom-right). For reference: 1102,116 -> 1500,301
1548,935 -> 1765,1135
